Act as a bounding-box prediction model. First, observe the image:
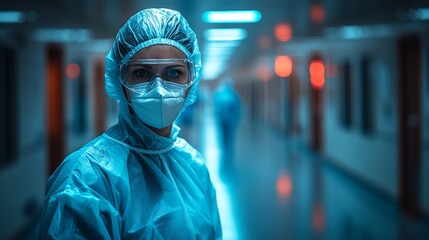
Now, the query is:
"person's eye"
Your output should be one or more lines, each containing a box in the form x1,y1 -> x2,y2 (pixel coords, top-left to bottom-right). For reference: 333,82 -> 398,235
134,69 -> 148,78
165,69 -> 181,78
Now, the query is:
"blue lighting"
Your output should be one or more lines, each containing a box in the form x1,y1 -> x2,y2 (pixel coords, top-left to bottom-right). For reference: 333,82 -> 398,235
342,26 -> 363,39
202,10 -> 262,23
0,11 -> 25,23
410,8 -> 429,20
33,29 -> 92,42
204,28 -> 247,41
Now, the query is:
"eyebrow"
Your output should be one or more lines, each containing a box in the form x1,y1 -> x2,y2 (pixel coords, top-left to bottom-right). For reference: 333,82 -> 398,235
165,64 -> 186,70
130,64 -> 186,71
130,64 -> 153,69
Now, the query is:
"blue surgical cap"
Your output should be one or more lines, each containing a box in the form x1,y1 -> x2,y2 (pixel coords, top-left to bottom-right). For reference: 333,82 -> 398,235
105,8 -> 202,108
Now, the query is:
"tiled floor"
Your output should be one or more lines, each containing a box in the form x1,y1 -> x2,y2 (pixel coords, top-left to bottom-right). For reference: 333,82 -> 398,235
185,99 -> 429,240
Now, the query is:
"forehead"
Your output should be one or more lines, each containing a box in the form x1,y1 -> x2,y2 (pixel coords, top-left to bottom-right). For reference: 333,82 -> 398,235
131,45 -> 186,60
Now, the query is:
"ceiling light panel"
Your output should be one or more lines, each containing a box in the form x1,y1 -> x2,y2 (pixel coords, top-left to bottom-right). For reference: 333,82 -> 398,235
202,10 -> 262,23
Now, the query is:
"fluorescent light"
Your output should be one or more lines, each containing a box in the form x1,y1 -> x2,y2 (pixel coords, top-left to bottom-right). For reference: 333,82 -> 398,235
342,26 -> 363,39
202,10 -> 261,23
326,24 -> 394,39
202,60 -> 226,80
203,58 -> 228,65
84,39 -> 114,52
204,28 -> 247,41
204,41 -> 241,48
410,8 -> 429,20
0,11 -> 25,23
203,47 -> 236,56
33,29 -> 92,42
202,29 -> 245,80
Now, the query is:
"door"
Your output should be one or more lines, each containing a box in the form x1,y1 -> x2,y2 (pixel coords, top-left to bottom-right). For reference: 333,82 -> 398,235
398,34 -> 422,218
310,53 -> 325,151
0,45 -> 18,168
93,60 -> 106,135
46,44 -> 65,176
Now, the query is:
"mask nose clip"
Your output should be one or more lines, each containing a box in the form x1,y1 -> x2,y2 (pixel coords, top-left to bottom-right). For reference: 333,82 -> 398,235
147,75 -> 166,89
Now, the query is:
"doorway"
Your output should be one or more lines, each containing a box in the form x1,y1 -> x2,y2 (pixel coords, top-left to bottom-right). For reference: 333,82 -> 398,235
398,34 -> 422,218
310,53 -> 324,151
93,60 -> 106,135
0,45 -> 18,168
46,44 -> 65,176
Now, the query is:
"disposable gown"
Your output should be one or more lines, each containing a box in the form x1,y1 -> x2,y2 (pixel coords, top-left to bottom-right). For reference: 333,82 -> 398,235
38,8 -> 222,239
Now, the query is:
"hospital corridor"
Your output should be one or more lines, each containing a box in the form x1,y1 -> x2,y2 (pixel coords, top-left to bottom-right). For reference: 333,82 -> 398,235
1,0 -> 429,239
179,94 -> 429,240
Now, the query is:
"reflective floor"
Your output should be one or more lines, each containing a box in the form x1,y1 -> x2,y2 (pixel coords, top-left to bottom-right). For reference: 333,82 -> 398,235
183,96 -> 429,240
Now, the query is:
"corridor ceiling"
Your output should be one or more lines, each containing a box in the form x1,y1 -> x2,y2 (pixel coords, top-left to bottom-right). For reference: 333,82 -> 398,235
1,0 -> 427,80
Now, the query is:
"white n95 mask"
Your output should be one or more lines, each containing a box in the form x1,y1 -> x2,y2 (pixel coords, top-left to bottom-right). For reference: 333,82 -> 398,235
129,78 -> 185,129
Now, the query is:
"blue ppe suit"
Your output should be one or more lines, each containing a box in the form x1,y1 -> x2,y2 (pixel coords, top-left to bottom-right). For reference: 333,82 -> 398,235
38,8 -> 222,239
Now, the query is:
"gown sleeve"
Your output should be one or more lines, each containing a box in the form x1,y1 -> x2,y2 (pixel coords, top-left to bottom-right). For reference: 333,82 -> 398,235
210,184 -> 223,240
38,191 -> 122,239
37,147 -> 124,240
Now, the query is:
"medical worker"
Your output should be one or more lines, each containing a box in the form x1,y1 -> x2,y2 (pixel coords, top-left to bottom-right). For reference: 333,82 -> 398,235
213,77 -> 241,180
38,8 -> 222,239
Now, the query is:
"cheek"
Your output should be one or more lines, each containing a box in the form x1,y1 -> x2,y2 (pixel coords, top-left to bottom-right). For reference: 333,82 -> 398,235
185,88 -> 191,98
122,85 -> 131,101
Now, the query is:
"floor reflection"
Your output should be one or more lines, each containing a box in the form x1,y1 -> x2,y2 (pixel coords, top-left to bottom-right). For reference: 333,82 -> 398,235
179,94 -> 429,240
200,98 -> 239,240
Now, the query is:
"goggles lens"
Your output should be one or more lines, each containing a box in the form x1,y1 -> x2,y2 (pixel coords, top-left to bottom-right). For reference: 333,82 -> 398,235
120,59 -> 195,92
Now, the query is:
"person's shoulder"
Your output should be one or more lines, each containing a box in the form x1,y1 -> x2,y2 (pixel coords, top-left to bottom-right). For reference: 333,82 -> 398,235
46,135 -> 129,198
69,134 -> 129,172
173,138 -> 214,185
174,138 -> 206,167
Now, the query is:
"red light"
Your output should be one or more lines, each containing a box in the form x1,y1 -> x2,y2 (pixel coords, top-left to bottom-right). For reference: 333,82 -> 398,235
66,63 -> 81,80
310,4 -> 325,24
274,23 -> 292,42
277,173 -> 292,199
275,56 -> 292,78
312,203 -> 325,231
257,65 -> 273,82
309,60 -> 325,89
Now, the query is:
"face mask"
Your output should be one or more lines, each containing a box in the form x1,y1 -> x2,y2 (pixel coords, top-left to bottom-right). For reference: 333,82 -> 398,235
129,78 -> 185,129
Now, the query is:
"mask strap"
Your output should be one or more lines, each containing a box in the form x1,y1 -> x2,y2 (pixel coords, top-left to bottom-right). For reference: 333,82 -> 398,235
103,133 -> 176,154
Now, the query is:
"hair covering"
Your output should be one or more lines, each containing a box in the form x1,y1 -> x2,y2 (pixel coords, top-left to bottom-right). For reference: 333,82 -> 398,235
105,8 -> 202,109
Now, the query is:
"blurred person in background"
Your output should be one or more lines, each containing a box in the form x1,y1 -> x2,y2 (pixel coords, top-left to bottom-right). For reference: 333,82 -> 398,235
176,91 -> 200,143
38,8 -> 222,239
213,77 -> 242,180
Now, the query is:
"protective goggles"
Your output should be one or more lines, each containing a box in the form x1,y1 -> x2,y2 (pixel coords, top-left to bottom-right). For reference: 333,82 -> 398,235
119,58 -> 195,94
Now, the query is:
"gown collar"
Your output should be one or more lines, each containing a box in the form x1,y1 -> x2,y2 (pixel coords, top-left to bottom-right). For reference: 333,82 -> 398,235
106,110 -> 180,152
